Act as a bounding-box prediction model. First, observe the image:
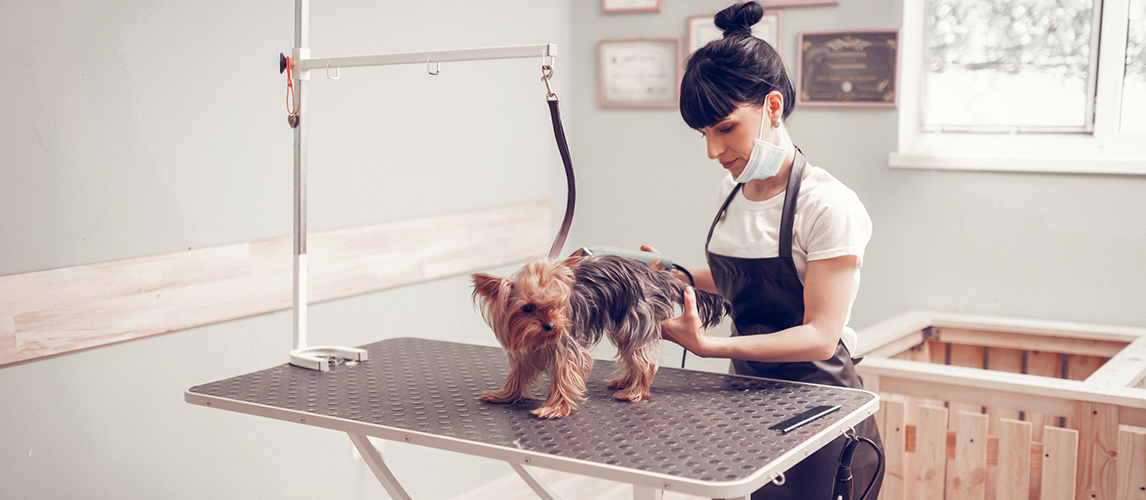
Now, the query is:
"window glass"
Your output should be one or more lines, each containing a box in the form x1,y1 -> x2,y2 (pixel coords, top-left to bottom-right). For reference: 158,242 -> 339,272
1124,0 -> 1146,133
924,0 -> 1094,130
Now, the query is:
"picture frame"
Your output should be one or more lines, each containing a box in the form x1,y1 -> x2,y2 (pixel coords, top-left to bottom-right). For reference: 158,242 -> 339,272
796,30 -> 899,107
598,38 -> 682,108
688,10 -> 782,54
603,0 -> 662,14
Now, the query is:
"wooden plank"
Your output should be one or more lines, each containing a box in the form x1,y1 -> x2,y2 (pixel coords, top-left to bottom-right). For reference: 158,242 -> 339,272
0,203 -> 550,368
1068,355 -> 1107,382
952,411 -> 989,500
859,358 -> 1146,413
902,427 -> 1044,472
1088,337 -> 1146,389
855,310 -> 935,356
915,405 -> 949,499
0,315 -> 15,365
1076,402 -> 1120,500
927,312 -> 1146,344
881,399 -> 908,500
1116,425 -> 1146,500
933,327 -> 1127,358
948,344 -> 986,431
1026,350 -> 1064,443
986,347 -> 1024,434
996,418 -> 1033,500
1042,426 -> 1080,500
868,330 -> 925,359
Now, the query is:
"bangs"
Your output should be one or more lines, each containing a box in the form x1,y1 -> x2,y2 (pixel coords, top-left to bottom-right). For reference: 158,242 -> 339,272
680,66 -> 737,130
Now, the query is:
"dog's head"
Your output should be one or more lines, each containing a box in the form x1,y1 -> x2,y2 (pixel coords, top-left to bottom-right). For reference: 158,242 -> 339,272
471,256 -> 579,352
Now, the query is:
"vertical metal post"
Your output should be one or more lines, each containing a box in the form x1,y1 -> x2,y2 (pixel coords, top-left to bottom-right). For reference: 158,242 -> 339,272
286,0 -> 365,372
292,0 -> 309,354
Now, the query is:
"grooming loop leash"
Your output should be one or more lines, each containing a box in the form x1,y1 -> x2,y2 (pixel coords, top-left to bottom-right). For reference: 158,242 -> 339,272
544,62 -> 576,259
281,54 -> 299,128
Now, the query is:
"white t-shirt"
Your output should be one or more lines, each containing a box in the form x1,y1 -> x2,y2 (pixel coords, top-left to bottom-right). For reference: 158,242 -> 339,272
707,165 -> 872,353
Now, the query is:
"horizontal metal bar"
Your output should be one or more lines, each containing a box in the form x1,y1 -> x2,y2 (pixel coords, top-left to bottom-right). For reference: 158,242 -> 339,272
297,43 -> 557,71
922,124 -> 1090,134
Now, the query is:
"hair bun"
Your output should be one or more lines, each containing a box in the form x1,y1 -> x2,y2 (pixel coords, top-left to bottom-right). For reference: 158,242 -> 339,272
714,1 -> 764,39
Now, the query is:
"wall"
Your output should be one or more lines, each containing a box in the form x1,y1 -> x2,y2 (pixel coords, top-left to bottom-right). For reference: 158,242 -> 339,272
565,0 -> 1146,338
0,1 -> 569,498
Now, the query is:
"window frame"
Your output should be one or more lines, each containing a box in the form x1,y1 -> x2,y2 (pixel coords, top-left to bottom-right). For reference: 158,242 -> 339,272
890,0 -> 1146,175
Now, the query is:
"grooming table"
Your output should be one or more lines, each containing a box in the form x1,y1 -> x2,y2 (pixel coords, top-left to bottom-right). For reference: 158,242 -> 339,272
184,337 -> 878,500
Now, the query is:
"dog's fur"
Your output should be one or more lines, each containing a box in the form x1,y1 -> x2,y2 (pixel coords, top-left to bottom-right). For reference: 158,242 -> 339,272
471,254 -> 729,418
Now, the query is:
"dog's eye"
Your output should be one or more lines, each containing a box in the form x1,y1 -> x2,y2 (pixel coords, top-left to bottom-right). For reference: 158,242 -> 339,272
522,304 -> 535,313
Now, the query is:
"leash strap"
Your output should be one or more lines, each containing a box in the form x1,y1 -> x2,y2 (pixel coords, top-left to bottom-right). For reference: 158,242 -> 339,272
545,71 -> 575,259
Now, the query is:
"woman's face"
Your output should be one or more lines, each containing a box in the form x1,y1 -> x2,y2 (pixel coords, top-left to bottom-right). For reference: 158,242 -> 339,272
698,104 -> 771,179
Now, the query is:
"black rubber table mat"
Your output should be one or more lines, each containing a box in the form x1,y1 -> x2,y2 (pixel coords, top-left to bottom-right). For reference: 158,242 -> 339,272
187,337 -> 875,484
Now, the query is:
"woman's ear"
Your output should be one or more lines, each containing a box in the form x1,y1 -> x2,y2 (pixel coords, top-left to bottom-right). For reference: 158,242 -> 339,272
765,90 -> 784,126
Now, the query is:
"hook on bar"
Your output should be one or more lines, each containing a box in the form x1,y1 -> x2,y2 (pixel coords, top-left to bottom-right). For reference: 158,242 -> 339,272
427,58 -> 440,76
541,64 -> 557,101
326,62 -> 340,80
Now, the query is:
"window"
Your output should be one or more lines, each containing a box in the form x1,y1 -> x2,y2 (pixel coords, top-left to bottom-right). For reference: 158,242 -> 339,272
891,0 -> 1146,174
1125,0 -> 1146,133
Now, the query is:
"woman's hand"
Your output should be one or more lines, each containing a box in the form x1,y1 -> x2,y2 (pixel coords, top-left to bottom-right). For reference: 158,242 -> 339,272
660,286 -> 710,356
639,245 -> 667,271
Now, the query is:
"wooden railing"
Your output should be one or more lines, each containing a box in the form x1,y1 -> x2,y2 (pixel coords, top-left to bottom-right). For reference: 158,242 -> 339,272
857,311 -> 1146,500
0,202 -> 550,368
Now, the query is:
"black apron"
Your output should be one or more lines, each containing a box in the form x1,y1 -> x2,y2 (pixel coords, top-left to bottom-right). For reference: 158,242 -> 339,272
706,149 -> 883,500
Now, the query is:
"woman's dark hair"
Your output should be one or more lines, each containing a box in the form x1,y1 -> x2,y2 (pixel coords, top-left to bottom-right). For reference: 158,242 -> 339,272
680,1 -> 795,130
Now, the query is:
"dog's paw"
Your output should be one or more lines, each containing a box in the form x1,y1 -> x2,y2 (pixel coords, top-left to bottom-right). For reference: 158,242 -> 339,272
480,389 -> 523,404
611,389 -> 652,403
531,404 -> 573,419
605,378 -> 629,390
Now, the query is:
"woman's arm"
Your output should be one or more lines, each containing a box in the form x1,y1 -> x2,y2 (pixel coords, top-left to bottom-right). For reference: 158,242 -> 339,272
661,255 -> 857,363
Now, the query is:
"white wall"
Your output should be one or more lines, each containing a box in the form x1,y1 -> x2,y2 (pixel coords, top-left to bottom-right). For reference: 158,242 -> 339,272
565,0 -> 1146,333
0,1 -> 570,498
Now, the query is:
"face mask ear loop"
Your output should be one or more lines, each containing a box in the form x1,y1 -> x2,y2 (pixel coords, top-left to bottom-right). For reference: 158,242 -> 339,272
757,106 -> 768,141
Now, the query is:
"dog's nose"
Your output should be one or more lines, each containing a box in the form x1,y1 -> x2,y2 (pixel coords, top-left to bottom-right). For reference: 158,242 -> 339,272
542,322 -> 555,331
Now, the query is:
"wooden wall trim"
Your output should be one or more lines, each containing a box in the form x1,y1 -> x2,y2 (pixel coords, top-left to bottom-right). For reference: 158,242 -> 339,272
0,202 -> 550,368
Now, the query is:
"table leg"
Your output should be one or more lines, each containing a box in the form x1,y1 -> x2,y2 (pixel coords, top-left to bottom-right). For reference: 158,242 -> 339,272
348,433 -> 413,500
509,462 -> 561,500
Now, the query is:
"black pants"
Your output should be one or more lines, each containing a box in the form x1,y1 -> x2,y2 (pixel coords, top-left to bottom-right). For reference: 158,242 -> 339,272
728,415 -> 882,500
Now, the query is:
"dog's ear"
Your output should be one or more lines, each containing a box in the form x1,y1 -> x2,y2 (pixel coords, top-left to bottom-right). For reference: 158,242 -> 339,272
560,255 -> 582,270
471,273 -> 510,301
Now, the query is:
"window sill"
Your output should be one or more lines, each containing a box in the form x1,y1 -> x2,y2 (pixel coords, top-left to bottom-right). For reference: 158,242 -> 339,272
888,152 -> 1146,176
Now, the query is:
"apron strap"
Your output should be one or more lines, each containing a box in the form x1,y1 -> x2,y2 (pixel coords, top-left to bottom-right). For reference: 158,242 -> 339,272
705,147 -> 808,256
778,148 -> 807,259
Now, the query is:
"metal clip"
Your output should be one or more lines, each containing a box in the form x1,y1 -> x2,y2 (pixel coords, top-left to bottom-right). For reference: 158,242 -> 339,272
428,58 -> 440,76
771,472 -> 786,486
541,64 -> 557,101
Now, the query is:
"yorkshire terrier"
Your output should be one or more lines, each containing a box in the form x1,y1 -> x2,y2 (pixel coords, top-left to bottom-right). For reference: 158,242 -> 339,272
471,254 -> 729,418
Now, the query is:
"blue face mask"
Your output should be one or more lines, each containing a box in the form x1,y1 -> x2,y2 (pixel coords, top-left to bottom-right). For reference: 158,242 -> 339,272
734,108 -> 786,184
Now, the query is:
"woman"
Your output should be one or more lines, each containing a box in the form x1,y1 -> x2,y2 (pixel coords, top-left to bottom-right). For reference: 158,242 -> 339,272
648,2 -> 883,499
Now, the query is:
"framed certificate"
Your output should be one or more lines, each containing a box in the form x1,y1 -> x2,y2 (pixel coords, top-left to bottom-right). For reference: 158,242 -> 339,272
688,11 -> 782,54
598,38 -> 682,108
796,30 -> 898,107
603,0 -> 662,13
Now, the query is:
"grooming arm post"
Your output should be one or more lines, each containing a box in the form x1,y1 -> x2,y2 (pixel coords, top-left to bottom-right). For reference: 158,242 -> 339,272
287,0 -> 366,371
